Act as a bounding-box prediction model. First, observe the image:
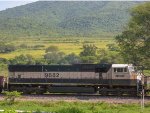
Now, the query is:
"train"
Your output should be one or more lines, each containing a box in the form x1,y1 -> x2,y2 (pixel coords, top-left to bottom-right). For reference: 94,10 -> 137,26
0,64 -> 150,96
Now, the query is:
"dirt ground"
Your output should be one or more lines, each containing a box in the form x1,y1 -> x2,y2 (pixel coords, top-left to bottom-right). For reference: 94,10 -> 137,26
0,94 -> 149,104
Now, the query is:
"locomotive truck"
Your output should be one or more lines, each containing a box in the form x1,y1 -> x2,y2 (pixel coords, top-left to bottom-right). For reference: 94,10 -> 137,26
0,64 -> 149,96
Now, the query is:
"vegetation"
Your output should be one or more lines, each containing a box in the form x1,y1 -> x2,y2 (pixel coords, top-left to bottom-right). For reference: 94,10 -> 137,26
0,2 -> 149,112
0,101 -> 150,113
9,54 -> 35,65
116,2 -> 150,69
3,91 -> 21,105
0,2 -> 149,75
0,43 -> 16,53
45,45 -> 59,53
0,1 -> 142,38
0,37 -> 119,76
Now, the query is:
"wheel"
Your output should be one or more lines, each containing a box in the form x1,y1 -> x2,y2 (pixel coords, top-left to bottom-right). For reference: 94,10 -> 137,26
116,88 -> 123,96
130,91 -> 137,96
100,88 -> 108,96
35,88 -> 45,95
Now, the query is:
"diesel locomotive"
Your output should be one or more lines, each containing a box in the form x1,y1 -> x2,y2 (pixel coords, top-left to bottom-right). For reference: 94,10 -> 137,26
0,64 -> 149,96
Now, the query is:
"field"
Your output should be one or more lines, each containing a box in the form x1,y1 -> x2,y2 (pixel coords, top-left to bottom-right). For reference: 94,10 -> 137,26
1,36 -> 150,76
0,36 -> 115,59
0,100 -> 149,113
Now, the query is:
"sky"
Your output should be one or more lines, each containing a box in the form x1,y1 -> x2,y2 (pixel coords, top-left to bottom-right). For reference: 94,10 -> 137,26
0,0 -> 149,11
0,1 -> 37,11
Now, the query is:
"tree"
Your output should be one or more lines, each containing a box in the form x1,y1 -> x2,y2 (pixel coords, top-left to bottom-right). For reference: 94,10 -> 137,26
79,44 -> 98,63
45,46 -> 59,53
9,54 -> 35,65
97,49 -> 124,64
106,43 -> 119,51
44,52 -> 65,64
80,44 -> 97,57
80,56 -> 97,63
62,53 -> 81,64
115,2 -> 150,68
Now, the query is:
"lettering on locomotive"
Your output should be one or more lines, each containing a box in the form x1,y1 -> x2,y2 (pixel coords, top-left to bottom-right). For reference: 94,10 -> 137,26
44,73 -> 59,78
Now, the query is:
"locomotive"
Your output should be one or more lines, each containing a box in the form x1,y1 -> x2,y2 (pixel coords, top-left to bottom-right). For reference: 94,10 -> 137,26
0,64 -> 149,96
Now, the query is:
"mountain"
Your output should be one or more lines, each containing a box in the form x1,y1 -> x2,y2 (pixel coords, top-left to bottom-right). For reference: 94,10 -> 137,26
0,1 -> 143,38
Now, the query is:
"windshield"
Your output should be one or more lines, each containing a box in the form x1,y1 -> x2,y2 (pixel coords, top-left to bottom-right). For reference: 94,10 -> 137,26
128,66 -> 135,72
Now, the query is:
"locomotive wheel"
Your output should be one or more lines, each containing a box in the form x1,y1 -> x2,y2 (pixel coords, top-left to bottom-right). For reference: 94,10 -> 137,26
130,91 -> 137,96
35,88 -> 45,95
100,88 -> 108,96
35,90 -> 44,95
23,90 -> 32,94
116,88 -> 123,96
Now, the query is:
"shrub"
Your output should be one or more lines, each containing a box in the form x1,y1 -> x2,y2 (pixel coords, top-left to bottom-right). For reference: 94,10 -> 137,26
3,91 -> 21,105
0,44 -> 16,53
45,46 -> 59,53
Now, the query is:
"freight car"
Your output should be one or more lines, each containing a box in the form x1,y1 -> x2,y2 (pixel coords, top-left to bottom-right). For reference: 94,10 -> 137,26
0,64 -> 149,96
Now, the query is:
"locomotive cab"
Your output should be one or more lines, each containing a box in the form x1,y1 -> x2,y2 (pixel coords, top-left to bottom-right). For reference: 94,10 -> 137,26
112,64 -> 136,83
111,64 -> 142,94
112,64 -> 140,81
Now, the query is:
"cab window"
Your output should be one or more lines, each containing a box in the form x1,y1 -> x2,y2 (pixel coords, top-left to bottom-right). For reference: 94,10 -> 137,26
124,68 -> 127,72
114,68 -> 126,72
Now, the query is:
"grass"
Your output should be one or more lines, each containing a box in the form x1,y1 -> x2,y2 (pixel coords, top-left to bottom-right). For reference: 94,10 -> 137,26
0,100 -> 150,113
0,37 -> 115,59
144,70 -> 150,76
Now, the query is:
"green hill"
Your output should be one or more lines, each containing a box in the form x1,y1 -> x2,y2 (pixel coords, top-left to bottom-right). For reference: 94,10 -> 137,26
0,1 -> 143,38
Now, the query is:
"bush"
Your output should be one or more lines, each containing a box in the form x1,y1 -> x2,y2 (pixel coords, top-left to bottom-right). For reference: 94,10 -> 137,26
0,44 -> 16,53
3,91 -> 21,105
44,52 -> 65,64
45,46 -> 59,53
20,44 -> 28,49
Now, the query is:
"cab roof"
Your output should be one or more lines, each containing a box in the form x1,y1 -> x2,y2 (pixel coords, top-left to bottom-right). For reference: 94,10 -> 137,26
112,64 -> 133,68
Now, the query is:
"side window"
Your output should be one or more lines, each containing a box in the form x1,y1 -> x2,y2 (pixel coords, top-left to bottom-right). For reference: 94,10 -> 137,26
114,68 -> 117,72
117,68 -> 123,72
124,68 -> 127,72
114,68 -> 123,72
114,68 -> 128,73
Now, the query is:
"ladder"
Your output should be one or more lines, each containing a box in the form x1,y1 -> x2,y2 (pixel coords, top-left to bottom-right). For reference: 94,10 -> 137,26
137,81 -> 144,95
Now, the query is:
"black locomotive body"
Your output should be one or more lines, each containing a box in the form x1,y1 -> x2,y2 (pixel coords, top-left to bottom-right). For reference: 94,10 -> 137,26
0,64 -> 147,96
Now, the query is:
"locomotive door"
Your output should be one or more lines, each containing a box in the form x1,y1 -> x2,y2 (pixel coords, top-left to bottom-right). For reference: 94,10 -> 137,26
99,72 -> 103,85
95,68 -> 103,85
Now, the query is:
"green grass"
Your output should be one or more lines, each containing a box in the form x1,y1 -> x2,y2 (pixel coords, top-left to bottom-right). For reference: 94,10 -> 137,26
144,70 -> 150,76
0,100 -> 150,113
0,37 -> 115,59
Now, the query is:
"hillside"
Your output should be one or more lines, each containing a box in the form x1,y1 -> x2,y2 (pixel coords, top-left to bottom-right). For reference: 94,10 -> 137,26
0,1 -> 142,38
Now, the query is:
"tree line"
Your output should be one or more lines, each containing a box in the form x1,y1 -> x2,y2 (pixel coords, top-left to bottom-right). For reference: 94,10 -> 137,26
0,44 -> 122,66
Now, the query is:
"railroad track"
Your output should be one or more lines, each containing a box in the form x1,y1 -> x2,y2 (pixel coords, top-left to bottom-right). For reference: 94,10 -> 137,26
0,93 -> 150,97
